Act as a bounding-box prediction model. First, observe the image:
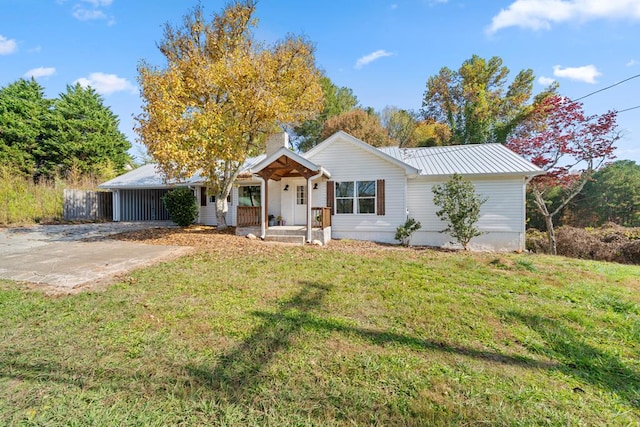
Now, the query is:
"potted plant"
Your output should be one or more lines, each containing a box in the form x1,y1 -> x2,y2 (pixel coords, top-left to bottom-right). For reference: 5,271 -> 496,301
277,215 -> 285,226
268,214 -> 276,226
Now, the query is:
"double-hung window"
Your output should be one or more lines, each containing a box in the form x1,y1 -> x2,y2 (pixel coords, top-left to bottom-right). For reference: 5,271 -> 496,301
335,180 -> 376,214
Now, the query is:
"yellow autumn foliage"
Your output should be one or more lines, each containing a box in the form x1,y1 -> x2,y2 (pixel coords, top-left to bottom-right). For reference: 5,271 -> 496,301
135,1 -> 323,227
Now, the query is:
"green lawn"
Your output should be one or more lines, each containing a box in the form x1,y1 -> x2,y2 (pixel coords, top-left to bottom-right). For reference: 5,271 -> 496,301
1,238 -> 639,426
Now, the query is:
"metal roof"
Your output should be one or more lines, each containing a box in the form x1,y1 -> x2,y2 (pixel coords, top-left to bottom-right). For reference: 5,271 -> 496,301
378,143 -> 543,177
99,156 -> 267,189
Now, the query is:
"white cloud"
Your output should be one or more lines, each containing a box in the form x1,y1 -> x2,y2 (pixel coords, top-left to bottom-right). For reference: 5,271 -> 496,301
538,76 -> 556,85
626,59 -> 638,67
75,72 -> 136,95
552,64 -> 602,83
488,0 -> 640,34
24,67 -> 56,79
0,35 -> 17,55
70,0 -> 114,22
81,0 -> 113,6
73,7 -> 106,20
355,50 -> 394,69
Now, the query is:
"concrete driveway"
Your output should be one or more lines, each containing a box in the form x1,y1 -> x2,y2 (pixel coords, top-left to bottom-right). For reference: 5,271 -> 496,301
0,222 -> 191,292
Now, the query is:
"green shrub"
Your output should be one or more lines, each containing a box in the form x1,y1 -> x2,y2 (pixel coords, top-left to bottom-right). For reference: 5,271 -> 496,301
162,187 -> 198,227
432,173 -> 487,250
395,217 -> 422,246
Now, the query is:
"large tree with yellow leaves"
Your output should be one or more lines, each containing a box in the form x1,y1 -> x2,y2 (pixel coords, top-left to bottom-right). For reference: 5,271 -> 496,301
135,1 -> 323,228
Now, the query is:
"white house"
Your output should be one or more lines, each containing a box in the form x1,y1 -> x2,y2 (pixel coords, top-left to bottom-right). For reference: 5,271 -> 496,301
99,131 -> 543,251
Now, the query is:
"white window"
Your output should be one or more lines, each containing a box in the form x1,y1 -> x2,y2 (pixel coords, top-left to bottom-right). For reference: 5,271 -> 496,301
296,185 -> 306,205
335,181 -> 376,214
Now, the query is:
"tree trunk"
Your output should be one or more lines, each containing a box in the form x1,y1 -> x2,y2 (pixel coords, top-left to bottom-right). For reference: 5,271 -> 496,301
544,213 -> 557,255
215,196 -> 228,230
532,187 -> 557,255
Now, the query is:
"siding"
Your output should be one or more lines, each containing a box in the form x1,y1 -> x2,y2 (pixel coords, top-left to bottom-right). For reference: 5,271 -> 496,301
407,176 -> 526,251
306,135 -> 407,243
197,186 -> 235,226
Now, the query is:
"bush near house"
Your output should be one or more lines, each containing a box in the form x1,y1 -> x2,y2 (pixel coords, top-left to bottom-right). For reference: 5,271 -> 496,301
162,187 -> 199,227
527,223 -> 640,264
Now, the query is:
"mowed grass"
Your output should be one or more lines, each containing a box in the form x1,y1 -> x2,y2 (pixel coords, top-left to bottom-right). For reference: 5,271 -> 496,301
0,240 -> 639,426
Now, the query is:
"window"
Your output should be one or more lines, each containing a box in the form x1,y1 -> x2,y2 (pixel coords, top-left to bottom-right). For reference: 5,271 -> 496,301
335,180 -> 376,214
296,185 -> 306,205
238,185 -> 260,207
209,195 -> 216,203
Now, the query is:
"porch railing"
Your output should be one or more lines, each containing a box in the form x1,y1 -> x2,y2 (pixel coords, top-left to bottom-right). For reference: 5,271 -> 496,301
237,206 -> 261,226
312,207 -> 332,229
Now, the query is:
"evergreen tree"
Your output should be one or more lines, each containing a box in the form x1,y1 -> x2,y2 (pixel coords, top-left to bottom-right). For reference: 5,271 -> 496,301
0,78 -> 52,177
50,83 -> 131,179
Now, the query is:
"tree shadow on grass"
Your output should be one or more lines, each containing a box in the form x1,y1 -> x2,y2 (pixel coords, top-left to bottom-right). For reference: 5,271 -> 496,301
506,311 -> 640,409
186,280 -> 557,407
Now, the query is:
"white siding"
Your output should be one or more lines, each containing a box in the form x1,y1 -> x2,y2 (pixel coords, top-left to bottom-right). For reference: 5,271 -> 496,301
197,185 -> 236,226
407,176 -> 526,251
307,135 -> 408,243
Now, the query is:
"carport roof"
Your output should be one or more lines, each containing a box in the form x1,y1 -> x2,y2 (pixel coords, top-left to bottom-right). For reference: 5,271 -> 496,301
99,156 -> 268,189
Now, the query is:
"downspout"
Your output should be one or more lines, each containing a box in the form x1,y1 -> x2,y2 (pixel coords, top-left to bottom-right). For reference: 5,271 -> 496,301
258,176 -> 266,239
307,169 -> 324,243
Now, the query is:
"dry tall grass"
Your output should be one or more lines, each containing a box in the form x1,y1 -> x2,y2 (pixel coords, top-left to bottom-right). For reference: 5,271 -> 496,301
0,167 -> 64,225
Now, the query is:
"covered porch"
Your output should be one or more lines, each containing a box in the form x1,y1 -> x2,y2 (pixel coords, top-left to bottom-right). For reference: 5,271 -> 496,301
235,146 -> 332,244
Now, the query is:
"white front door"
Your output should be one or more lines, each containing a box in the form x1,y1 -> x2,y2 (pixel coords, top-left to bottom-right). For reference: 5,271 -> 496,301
293,182 -> 307,225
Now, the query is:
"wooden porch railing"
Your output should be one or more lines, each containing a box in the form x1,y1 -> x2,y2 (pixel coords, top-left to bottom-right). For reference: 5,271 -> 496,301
312,207 -> 332,229
237,206 -> 261,226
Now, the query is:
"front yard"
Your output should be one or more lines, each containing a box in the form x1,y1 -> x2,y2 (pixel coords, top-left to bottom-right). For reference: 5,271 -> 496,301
1,227 -> 639,425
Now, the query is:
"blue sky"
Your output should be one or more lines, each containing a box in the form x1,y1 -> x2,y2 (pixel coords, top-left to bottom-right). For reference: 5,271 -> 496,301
1,0 -> 639,162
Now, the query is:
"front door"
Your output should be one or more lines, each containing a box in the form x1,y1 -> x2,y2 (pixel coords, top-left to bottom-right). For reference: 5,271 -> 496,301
293,182 -> 307,225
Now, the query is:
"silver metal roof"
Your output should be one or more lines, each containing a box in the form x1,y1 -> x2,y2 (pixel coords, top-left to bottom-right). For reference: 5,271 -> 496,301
99,156 -> 267,189
379,143 -> 543,177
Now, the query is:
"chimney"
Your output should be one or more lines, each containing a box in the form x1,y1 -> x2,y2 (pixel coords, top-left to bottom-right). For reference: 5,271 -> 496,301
265,132 -> 289,157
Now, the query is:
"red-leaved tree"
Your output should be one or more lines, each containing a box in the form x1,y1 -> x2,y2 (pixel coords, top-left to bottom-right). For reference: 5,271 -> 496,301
507,95 -> 619,255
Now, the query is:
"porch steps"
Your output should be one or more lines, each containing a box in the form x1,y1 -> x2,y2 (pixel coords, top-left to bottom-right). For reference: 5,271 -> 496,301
263,234 -> 306,245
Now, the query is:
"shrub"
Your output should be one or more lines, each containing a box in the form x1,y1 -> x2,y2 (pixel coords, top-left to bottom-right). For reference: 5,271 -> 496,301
432,173 -> 487,250
526,224 -> 640,264
395,217 -> 422,246
162,187 -> 198,227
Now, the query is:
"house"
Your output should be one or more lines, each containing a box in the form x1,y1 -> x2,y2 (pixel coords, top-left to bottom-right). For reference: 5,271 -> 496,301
99,131 -> 543,251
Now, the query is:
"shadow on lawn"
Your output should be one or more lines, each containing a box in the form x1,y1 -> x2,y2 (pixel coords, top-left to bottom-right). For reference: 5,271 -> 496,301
507,311 -> 640,409
186,280 -> 557,406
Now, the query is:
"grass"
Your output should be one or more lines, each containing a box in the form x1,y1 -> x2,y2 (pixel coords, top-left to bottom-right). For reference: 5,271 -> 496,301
0,167 -> 64,225
0,240 -> 639,426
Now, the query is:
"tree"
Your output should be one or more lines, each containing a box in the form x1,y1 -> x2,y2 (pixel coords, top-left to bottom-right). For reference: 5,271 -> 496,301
48,83 -> 131,180
293,75 -> 358,152
321,109 -> 390,147
569,160 -> 640,227
413,119 -> 451,147
507,95 -> 619,254
136,1 -> 323,229
432,174 -> 487,250
381,106 -> 417,148
422,55 -> 555,145
0,78 -> 52,177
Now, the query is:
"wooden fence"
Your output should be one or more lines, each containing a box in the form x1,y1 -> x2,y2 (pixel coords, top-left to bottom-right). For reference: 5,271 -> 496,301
63,189 -> 113,221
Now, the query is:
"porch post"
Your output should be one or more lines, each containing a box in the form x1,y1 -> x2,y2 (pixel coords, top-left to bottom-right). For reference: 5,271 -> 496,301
259,177 -> 266,239
306,177 -> 313,243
